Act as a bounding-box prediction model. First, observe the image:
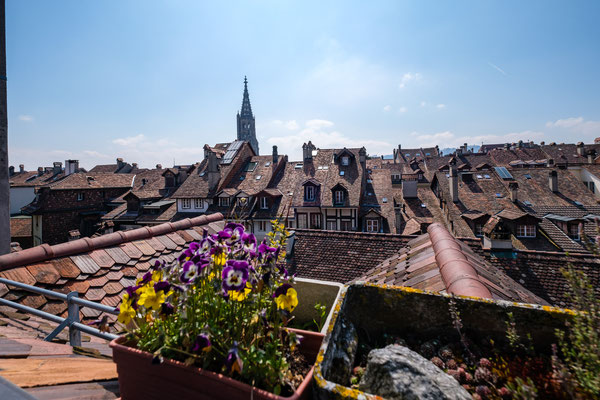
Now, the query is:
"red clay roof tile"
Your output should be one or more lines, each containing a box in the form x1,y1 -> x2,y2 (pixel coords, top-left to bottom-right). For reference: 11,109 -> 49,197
85,288 -> 106,301
119,277 -> 136,288
105,271 -> 123,281
131,240 -> 156,256
42,301 -> 67,315
103,247 -> 129,265
103,281 -> 123,295
101,295 -> 121,308
21,295 -> 47,309
88,275 -> 109,287
88,249 -> 115,269
0,268 -> 36,286
120,242 -> 143,260
25,263 -> 61,284
66,281 -> 90,294
120,267 -> 138,278
70,255 -> 101,275
166,232 -> 186,246
156,235 -> 177,251
145,237 -> 166,252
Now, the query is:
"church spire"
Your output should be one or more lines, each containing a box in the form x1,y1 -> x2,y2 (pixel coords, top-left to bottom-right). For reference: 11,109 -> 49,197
237,76 -> 259,154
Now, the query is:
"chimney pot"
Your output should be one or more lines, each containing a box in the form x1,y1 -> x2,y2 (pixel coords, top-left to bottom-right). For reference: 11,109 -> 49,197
577,142 -> 585,156
272,145 -> 278,164
540,141 -> 545,145
53,162 -> 62,176
156,164 -> 162,169
132,163 -> 138,169
549,170 -> 558,193
9,166 -> 14,176
19,164 -> 24,173
37,167 -> 44,176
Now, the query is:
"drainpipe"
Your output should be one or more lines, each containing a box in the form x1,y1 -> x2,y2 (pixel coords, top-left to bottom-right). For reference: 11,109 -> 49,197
0,1 -> 10,255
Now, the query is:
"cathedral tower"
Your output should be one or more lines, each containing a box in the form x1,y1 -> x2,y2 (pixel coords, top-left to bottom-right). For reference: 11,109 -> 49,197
237,76 -> 259,154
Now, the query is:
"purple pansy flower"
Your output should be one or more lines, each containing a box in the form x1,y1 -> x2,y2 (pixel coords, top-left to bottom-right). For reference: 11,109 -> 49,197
188,242 -> 200,253
273,283 -> 293,299
154,280 -> 171,292
221,260 -> 249,291
225,341 -> 243,374
161,302 -> 174,316
241,232 -> 257,253
199,237 -> 215,254
180,261 -> 197,284
192,333 -> 212,353
258,242 -> 277,257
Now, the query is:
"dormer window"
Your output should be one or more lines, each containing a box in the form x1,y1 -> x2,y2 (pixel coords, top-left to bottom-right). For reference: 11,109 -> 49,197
516,224 -> 536,238
219,197 -> 230,207
341,156 -> 349,166
305,185 -> 315,201
165,174 -> 175,188
260,197 -> 268,209
334,190 -> 345,205
182,198 -> 191,209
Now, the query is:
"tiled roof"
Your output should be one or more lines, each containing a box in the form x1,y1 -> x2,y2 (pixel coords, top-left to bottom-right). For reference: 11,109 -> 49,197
357,223 -> 547,304
361,167 -> 398,232
0,213 -> 225,323
224,155 -> 285,197
289,229 -> 413,283
488,249 -> 600,308
47,173 -> 135,190
540,143 -> 600,165
10,217 -> 31,238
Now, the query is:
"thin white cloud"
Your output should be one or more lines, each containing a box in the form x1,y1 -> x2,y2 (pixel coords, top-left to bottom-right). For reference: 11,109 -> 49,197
420,101 -> 427,107
398,106 -> 408,113
112,134 -> 146,147
383,105 -> 391,112
411,130 -> 544,148
83,150 -> 110,159
546,117 -> 600,136
398,72 -> 422,89
436,104 -> 446,109
18,115 -> 34,122
488,62 -> 508,76
272,120 -> 299,130
264,119 -> 392,160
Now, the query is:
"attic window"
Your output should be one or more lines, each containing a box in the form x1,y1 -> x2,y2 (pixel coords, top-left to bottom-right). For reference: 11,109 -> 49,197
495,193 -> 503,198
382,197 -> 388,203
523,201 -> 532,206
476,174 -> 483,180
339,171 -> 345,176
425,153 -> 431,156
367,179 -> 372,183
255,175 -> 262,180
341,156 -> 350,166
484,174 -> 491,179
244,162 -> 257,172
239,176 -> 245,181
265,162 -> 271,167
421,204 -> 426,208
524,174 -> 531,179
295,163 -> 303,169
199,172 -> 206,177
574,201 -> 583,206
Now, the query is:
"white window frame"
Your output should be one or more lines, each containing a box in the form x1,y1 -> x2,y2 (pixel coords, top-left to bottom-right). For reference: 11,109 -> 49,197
194,198 -> 203,209
259,221 -> 268,231
341,156 -> 349,166
297,214 -> 308,229
334,190 -> 344,205
260,197 -> 268,209
366,219 -> 379,233
219,197 -> 230,207
516,224 -> 536,238
182,198 -> 191,209
326,220 -> 337,230
77,192 -> 84,202
305,185 -> 315,201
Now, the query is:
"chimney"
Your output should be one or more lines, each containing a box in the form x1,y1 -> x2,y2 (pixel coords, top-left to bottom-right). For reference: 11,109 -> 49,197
463,143 -> 468,153
549,170 -> 558,193
116,158 -> 125,171
131,162 -> 138,169
504,143 -> 510,150
456,147 -> 463,156
359,147 -> 367,165
509,182 -> 519,202
547,158 -> 555,167
517,140 -> 523,149
19,164 -> 24,173
588,152 -> 594,164
37,167 -> 44,176
156,164 -> 162,170
53,162 -> 62,176
540,141 -> 545,145
577,142 -> 585,156
8,166 -> 14,176
65,160 -> 79,176
449,166 -> 459,203
302,141 -> 316,161
207,151 -> 220,191
272,145 -> 278,164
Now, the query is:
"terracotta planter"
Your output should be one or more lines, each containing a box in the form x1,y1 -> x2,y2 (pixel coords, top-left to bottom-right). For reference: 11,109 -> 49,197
110,328 -> 324,400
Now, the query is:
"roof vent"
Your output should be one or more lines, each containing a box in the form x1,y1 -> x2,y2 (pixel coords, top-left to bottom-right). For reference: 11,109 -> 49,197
382,197 -> 388,203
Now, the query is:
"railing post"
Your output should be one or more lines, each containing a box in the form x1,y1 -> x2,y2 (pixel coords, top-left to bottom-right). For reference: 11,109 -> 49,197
67,291 -> 81,347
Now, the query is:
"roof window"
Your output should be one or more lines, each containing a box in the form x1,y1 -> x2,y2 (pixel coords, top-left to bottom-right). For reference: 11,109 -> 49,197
382,197 -> 388,203
239,176 -> 245,181
264,162 -> 271,167
255,175 -> 262,180
244,162 -> 257,172
495,193 -> 503,198
339,171 -> 345,176
523,201 -> 532,206
524,174 -> 531,179
294,163 -> 303,169
484,174 -> 491,179
476,174 -> 483,180
574,201 -> 583,206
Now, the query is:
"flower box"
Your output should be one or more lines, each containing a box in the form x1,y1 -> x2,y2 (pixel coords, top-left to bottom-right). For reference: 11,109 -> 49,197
111,328 -> 324,400
313,283 -> 574,399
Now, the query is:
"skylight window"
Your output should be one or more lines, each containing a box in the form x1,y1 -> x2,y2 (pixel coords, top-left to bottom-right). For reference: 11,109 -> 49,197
367,179 -> 372,183
524,174 -> 532,179
425,153 -> 431,156
239,176 -> 245,181
294,163 -> 303,169
476,174 -> 483,180
523,201 -> 532,206
382,197 -> 388,203
484,174 -> 491,179
244,162 -> 257,172
339,171 -> 345,176
199,172 -> 206,177
318,166 -> 323,170
494,166 -> 514,180
495,193 -> 503,198
405,153 -> 411,157
421,204 -> 427,208
265,162 -> 271,167
416,153 -> 420,156
574,201 -> 583,206
256,175 -> 262,180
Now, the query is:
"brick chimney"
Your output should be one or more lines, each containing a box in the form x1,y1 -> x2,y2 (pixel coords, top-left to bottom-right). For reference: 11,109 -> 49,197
540,141 -> 545,145
272,145 -> 278,164
577,142 -> 585,156
53,162 -> 62,176
509,182 -> 519,202
588,152 -> 595,164
504,143 -> 510,150
449,166 -> 459,203
37,167 -> 44,176
8,166 -> 13,176
156,164 -> 162,170
359,147 -> 367,166
116,158 -> 125,171
19,164 -> 24,173
549,170 -> 558,193
517,140 -> 523,149
65,160 -> 79,176
207,151 -> 220,192
131,163 -> 138,169
302,141 -> 316,161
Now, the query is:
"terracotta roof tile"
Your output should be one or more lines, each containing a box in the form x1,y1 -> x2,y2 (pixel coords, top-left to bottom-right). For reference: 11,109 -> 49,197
156,235 -> 177,251
145,237 -> 166,252
167,232 -> 186,246
185,228 -> 203,241
103,247 -> 129,265
66,281 -> 90,294
25,263 -> 60,284
0,268 -> 35,286
52,259 -> 81,279
120,242 -> 143,260
81,307 -> 102,318
103,281 -> 123,295
132,240 -> 156,256
88,249 -> 115,269
42,301 -> 67,315
119,277 -> 136,288
101,295 -> 121,308
74,274 -> 90,281
85,288 -> 106,302
70,255 -> 101,275
105,271 -> 123,281
88,275 -> 109,287
136,261 -> 151,271
176,230 -> 195,243
10,217 -> 31,238
121,267 -> 138,277
21,295 -> 47,309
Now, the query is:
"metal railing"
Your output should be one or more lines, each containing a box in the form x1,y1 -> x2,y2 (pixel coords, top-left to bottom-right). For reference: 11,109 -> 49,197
0,277 -> 119,346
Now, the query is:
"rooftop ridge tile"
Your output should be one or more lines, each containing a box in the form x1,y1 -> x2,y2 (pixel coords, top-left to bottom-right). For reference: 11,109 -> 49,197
0,213 -> 224,270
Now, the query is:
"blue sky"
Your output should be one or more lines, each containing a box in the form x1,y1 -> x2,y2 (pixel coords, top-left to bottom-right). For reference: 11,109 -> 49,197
6,1 -> 600,169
